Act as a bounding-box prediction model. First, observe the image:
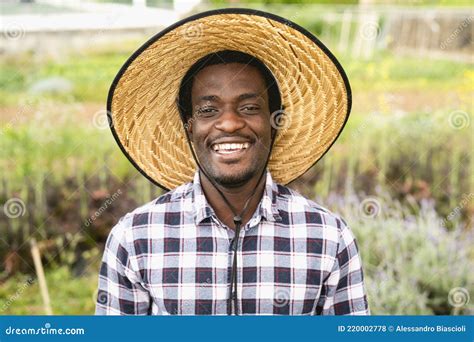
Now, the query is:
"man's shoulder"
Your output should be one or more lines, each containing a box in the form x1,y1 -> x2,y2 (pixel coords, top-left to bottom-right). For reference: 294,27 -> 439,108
113,181 -> 194,228
274,183 -> 349,230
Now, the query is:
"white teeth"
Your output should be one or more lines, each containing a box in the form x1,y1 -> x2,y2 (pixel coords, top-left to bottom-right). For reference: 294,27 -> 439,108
212,142 -> 249,152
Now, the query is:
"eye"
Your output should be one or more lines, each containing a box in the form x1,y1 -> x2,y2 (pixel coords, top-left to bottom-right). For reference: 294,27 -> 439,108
195,107 -> 218,118
241,105 -> 260,113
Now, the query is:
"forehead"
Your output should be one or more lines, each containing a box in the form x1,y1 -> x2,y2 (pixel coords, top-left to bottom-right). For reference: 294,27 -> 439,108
191,63 -> 267,99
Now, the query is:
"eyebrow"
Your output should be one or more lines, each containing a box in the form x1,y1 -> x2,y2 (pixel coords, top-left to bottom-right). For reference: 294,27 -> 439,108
197,93 -> 263,102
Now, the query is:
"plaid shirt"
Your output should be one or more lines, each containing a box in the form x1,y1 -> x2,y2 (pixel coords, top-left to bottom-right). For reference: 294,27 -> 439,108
95,170 -> 369,315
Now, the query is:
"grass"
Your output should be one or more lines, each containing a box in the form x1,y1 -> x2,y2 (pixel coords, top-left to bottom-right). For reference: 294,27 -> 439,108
0,39 -> 472,315
0,50 -> 128,106
1,194 -> 472,315
0,267 -> 98,315
342,52 -> 473,92
0,40 -> 472,107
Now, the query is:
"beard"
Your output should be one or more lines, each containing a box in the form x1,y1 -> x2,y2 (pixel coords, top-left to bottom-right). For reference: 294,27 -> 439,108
192,131 -> 273,188
199,144 -> 267,188
201,158 -> 260,188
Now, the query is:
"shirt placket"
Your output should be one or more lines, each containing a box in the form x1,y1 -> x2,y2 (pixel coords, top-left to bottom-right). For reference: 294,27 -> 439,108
227,227 -> 237,314
212,216 -> 243,315
209,204 -> 264,315
210,216 -> 235,314
229,217 -> 262,315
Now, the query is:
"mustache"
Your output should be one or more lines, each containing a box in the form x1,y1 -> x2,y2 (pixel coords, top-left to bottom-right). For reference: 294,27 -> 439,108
206,133 -> 255,146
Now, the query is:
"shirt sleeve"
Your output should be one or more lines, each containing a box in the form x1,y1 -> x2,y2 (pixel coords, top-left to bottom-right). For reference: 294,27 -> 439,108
95,216 -> 151,315
317,220 -> 370,315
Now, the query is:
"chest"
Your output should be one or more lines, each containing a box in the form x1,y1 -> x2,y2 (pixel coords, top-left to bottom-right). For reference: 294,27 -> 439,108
135,222 -> 335,315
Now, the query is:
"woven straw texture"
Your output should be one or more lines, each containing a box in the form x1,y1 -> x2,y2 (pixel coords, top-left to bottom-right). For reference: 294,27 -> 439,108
110,12 -> 349,190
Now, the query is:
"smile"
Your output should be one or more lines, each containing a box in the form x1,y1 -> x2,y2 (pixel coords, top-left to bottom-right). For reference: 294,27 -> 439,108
211,142 -> 250,155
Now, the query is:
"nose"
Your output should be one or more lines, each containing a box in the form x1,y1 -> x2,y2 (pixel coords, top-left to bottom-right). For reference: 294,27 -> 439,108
214,106 -> 245,133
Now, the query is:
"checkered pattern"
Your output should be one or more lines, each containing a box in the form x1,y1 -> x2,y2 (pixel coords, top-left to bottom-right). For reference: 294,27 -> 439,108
95,170 -> 369,315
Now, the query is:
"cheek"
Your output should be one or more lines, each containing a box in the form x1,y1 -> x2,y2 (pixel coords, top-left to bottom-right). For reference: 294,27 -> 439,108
254,118 -> 272,142
251,130 -> 272,153
190,122 -> 210,145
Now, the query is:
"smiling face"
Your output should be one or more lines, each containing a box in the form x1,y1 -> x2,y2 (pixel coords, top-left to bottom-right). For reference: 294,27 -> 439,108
187,63 -> 273,187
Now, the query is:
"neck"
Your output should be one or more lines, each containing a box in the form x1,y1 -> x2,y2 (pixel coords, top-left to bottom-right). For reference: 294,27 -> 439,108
199,168 -> 267,229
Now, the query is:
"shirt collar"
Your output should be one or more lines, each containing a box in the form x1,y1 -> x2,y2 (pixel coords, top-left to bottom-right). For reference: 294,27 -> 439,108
192,169 -> 281,225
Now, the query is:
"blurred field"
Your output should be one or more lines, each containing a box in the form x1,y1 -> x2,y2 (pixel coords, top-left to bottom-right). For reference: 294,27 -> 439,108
1,3 -> 473,315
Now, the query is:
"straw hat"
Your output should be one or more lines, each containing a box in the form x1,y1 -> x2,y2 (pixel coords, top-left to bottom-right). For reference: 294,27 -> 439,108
108,8 -> 351,191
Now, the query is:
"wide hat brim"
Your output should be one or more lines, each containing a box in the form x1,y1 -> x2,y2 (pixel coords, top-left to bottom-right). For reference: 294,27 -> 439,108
108,8 -> 351,191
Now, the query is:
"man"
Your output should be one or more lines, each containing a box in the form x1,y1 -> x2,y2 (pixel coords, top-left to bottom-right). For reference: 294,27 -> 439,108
96,8 -> 369,315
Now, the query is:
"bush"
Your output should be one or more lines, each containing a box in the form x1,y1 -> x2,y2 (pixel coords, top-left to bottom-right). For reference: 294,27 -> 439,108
322,191 -> 474,315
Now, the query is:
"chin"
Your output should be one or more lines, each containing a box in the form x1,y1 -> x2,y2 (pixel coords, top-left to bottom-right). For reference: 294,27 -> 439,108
211,166 -> 257,187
